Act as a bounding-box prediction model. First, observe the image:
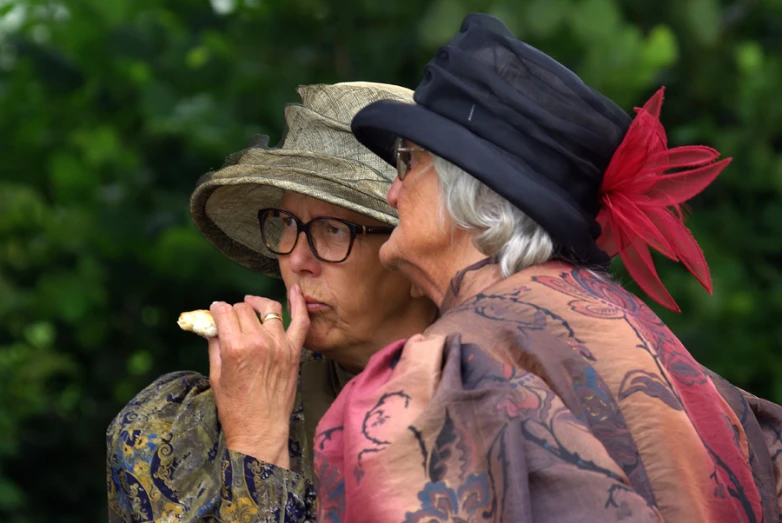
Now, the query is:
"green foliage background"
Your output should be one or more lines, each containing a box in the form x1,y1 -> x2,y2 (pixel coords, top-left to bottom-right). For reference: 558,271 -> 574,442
0,0 -> 780,520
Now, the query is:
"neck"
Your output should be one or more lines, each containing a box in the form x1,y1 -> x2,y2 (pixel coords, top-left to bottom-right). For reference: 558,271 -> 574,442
329,350 -> 372,374
401,230 -> 486,306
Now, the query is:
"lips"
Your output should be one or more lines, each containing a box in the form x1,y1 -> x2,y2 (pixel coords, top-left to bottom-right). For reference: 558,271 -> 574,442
303,295 -> 328,312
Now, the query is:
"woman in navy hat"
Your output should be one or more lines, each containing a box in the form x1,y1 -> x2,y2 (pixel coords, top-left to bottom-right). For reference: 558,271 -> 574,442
312,13 -> 782,523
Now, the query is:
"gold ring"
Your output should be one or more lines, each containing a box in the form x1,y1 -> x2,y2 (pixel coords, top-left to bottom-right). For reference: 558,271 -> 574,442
262,312 -> 283,323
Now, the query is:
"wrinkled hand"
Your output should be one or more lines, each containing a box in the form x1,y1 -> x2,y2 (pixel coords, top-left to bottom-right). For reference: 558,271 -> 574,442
208,284 -> 309,469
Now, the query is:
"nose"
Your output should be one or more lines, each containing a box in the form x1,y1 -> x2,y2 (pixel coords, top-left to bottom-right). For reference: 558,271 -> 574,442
285,231 -> 321,277
387,177 -> 402,208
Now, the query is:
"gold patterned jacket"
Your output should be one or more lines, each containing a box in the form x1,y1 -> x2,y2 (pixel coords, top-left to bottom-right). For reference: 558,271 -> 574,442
106,350 -> 342,522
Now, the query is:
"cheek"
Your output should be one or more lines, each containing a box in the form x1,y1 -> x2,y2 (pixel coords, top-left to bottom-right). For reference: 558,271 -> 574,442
399,204 -> 442,253
333,246 -> 393,310
397,175 -> 443,245
318,265 -> 368,316
391,198 -> 419,251
278,258 -> 293,284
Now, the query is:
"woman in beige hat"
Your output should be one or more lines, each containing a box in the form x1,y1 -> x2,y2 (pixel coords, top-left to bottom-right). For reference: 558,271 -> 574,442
106,82 -> 436,522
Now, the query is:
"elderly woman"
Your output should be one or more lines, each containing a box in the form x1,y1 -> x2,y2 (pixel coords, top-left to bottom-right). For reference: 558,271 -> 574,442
312,15 -> 782,523
106,82 -> 436,522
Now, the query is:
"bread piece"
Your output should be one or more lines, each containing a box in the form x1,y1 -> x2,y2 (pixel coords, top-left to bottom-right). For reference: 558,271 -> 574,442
177,310 -> 217,338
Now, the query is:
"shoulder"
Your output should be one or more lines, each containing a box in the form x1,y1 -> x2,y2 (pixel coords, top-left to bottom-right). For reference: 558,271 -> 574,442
106,372 -> 224,519
107,371 -> 214,440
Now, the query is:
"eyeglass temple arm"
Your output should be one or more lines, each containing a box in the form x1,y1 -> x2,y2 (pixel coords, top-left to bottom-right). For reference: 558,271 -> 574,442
360,225 -> 395,234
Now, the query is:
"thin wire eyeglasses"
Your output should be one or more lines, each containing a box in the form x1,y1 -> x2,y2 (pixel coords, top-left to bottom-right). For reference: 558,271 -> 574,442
395,137 -> 426,181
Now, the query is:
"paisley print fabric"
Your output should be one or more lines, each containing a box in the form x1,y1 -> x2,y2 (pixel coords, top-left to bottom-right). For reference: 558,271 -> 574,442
314,260 -> 782,522
107,351 -> 321,522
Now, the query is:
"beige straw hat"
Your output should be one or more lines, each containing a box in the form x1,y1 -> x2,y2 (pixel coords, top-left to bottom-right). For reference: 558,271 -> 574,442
190,82 -> 414,277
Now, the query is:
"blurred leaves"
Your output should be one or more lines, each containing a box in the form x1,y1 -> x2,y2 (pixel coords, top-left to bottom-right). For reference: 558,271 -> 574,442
686,0 -> 721,45
0,0 -> 781,521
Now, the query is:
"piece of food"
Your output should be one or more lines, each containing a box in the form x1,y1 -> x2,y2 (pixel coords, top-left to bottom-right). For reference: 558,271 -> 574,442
177,310 -> 217,338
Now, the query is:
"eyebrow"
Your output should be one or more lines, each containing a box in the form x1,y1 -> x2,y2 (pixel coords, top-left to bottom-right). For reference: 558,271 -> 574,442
278,207 -> 369,223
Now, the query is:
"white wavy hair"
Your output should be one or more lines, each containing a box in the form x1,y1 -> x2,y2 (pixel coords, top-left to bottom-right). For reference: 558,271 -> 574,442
433,155 -> 555,277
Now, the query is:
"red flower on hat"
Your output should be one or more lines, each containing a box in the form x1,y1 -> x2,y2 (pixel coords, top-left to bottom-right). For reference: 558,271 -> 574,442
597,87 -> 732,312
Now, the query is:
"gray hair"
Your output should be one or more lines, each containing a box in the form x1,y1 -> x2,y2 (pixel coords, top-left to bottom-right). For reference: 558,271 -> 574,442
433,155 -> 555,277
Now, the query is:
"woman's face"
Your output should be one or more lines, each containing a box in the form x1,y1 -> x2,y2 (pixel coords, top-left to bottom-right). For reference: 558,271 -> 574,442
380,142 -> 484,304
380,144 -> 456,289
277,192 -> 430,369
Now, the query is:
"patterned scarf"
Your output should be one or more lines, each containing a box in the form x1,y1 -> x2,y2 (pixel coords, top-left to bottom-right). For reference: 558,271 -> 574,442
313,260 -> 782,522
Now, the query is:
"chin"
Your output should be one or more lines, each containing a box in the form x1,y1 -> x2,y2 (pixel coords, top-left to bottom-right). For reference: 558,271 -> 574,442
304,338 -> 333,355
305,325 -> 337,355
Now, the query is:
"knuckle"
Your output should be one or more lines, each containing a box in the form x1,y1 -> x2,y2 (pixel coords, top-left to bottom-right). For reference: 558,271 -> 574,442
233,302 -> 250,313
246,296 -> 265,307
222,340 -> 246,356
228,335 -> 264,356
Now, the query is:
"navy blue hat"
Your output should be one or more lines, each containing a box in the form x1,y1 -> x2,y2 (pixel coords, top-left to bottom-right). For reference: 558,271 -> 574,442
351,13 -> 632,266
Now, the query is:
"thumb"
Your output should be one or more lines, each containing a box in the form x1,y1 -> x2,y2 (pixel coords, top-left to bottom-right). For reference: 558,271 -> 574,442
286,284 -> 310,350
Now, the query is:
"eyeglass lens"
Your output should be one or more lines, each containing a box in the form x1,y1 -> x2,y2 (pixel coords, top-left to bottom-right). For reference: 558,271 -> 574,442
261,210 -> 353,262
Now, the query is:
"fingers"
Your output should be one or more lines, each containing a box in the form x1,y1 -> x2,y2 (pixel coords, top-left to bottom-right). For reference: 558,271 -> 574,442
244,296 -> 285,337
207,335 -> 221,383
210,301 -> 241,339
233,302 -> 263,335
244,291 -> 308,353
286,284 -> 310,350
211,301 -> 266,366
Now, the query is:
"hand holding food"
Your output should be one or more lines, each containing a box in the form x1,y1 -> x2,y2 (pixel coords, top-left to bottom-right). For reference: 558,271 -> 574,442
206,285 -> 309,469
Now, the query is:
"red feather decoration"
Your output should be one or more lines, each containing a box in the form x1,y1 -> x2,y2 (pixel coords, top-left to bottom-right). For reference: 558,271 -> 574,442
596,87 -> 732,312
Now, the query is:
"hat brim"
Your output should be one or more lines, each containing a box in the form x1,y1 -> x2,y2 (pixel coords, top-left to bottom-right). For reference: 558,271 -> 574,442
351,100 -> 606,263
190,154 -> 399,278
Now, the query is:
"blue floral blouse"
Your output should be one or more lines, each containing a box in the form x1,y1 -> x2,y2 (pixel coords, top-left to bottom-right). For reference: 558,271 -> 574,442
106,363 -> 316,522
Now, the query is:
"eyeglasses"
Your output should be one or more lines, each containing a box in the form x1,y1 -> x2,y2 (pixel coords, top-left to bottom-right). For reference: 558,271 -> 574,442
395,138 -> 426,181
258,208 -> 395,263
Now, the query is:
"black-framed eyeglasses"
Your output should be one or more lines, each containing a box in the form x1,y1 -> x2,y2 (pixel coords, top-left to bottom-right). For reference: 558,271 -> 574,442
394,137 -> 426,181
258,208 -> 395,263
